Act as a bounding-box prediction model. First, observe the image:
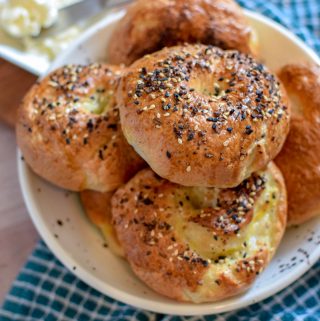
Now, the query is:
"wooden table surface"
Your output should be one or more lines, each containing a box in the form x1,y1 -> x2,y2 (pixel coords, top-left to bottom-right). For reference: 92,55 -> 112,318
0,59 -> 38,303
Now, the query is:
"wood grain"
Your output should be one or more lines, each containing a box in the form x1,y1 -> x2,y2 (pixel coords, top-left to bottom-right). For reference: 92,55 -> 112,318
0,61 -> 39,303
0,59 -> 37,127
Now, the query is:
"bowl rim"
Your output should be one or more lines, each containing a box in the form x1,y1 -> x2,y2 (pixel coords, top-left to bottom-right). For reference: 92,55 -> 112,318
18,9 -> 320,316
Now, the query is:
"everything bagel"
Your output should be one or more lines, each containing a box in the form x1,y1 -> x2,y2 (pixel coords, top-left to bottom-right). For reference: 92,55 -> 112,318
275,63 -> 320,225
80,190 -> 124,257
112,163 -> 287,302
108,0 -> 256,65
17,64 -> 145,192
119,44 -> 290,188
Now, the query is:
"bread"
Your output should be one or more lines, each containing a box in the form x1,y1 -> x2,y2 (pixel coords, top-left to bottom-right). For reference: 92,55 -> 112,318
118,44 -> 290,188
80,190 -> 124,257
108,0 -> 257,65
276,63 -> 320,225
112,162 -> 287,302
17,64 -> 145,192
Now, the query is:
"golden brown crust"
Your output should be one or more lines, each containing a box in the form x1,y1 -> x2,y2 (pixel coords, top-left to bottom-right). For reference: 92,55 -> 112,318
119,44 -> 290,188
112,163 -> 287,302
275,63 -> 320,225
80,190 -> 124,257
16,64 -> 145,192
108,0 -> 255,65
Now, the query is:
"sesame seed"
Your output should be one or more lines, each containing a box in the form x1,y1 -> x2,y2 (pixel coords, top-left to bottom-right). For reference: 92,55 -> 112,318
48,81 -> 58,87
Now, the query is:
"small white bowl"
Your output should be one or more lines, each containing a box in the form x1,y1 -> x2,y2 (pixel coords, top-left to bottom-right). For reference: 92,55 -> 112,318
18,9 -> 320,316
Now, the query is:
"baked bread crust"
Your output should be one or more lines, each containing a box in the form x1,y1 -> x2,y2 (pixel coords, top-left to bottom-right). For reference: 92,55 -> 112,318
112,162 -> 287,302
119,45 -> 290,188
80,190 -> 124,257
17,64 -> 145,192
276,63 -> 320,225
107,0 -> 255,65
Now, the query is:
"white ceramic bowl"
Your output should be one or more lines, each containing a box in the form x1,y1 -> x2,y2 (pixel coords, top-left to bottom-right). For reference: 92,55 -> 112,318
18,9 -> 320,316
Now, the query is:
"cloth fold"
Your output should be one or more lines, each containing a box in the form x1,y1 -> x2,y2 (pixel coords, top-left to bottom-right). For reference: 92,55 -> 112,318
1,0 -> 320,320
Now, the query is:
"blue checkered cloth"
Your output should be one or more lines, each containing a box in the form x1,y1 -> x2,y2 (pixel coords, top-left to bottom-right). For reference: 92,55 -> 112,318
1,1 -> 320,320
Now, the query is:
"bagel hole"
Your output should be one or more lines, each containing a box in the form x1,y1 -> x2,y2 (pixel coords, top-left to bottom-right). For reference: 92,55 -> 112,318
185,187 -> 219,210
80,89 -> 114,114
190,79 -> 226,99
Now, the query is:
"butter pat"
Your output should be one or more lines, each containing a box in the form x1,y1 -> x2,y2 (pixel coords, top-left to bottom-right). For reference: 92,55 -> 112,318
0,0 -> 58,38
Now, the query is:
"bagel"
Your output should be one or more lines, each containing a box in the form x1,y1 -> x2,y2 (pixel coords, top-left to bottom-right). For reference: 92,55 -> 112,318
108,0 -> 256,66
275,63 -> 320,225
80,190 -> 124,257
119,44 -> 290,188
17,64 -> 145,192
112,162 -> 287,303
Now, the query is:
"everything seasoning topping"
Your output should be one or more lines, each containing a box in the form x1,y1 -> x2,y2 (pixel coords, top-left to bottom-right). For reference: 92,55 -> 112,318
115,169 -> 270,278
235,256 -> 265,275
190,173 -> 267,235
28,64 -> 121,149
126,45 -> 288,161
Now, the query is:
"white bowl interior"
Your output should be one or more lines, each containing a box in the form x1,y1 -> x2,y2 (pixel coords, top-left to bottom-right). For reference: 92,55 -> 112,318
18,9 -> 320,316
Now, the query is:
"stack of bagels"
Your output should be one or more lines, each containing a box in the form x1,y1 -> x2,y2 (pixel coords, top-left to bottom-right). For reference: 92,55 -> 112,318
16,0 -> 320,303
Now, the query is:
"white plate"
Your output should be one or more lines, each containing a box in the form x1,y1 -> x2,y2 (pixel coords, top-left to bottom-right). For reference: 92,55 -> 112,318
18,9 -> 320,316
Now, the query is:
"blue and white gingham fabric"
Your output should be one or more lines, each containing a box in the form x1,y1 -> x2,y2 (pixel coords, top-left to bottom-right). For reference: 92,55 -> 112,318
1,241 -> 319,321
1,1 -> 320,320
